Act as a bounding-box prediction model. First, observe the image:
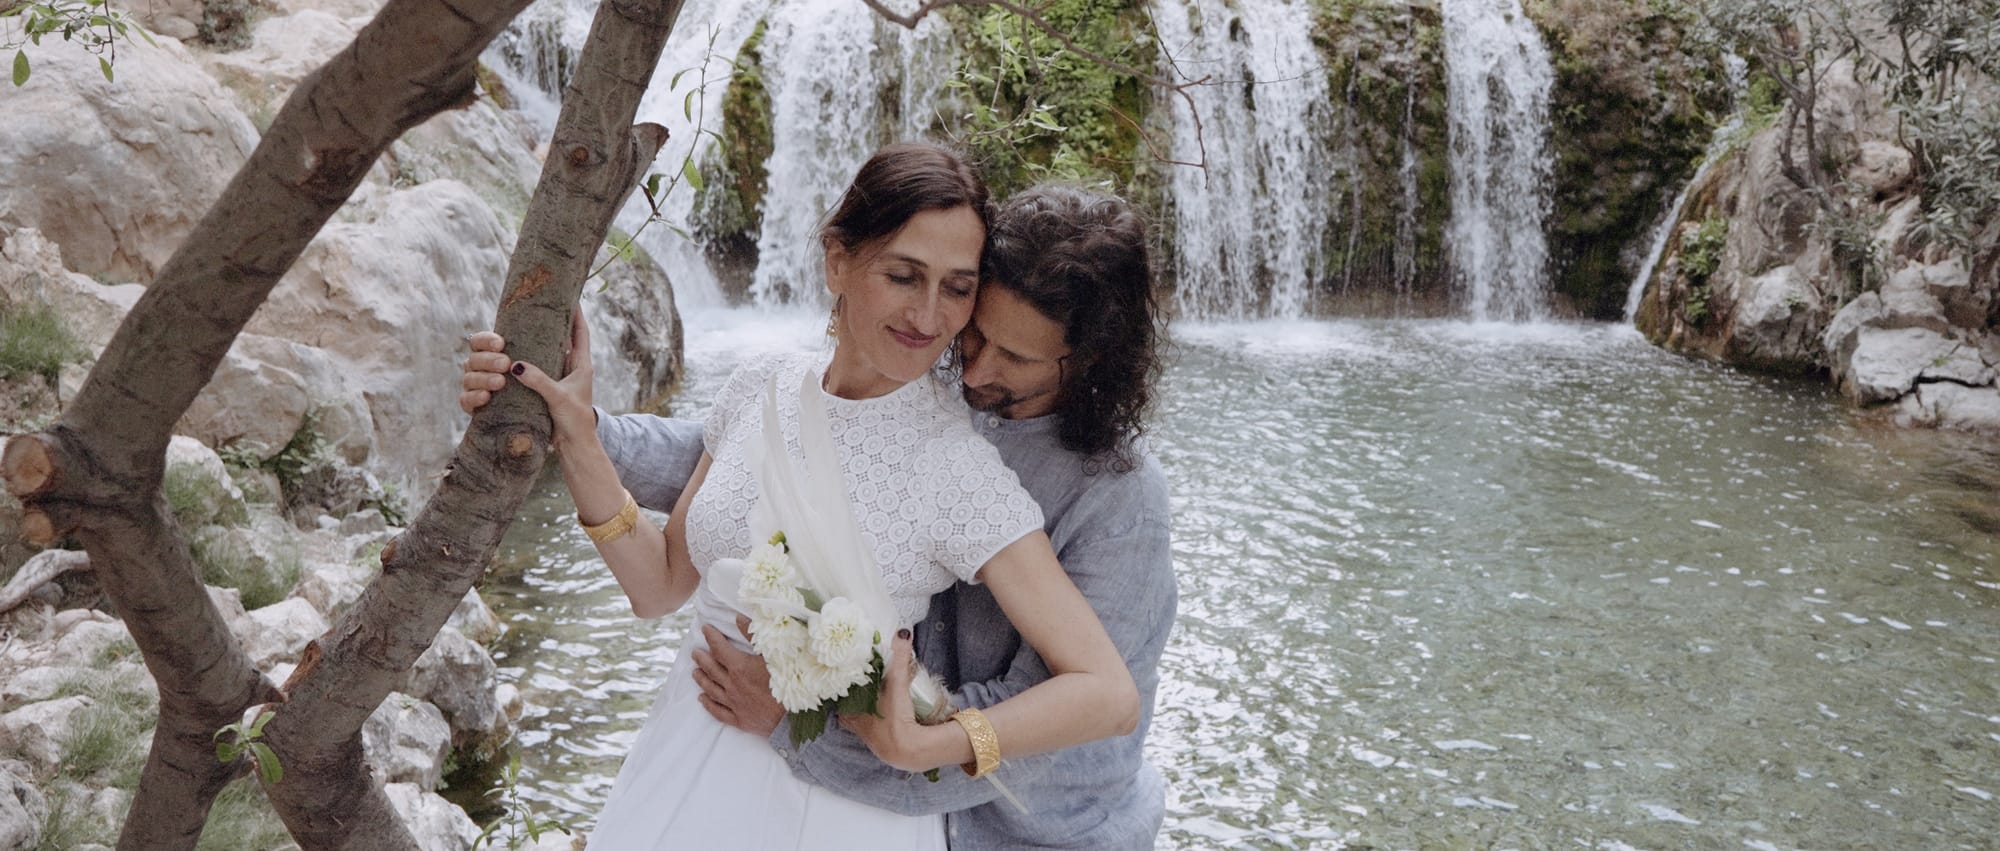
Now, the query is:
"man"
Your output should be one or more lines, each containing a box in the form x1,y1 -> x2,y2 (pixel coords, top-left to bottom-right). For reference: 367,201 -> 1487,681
462,184 -> 1175,849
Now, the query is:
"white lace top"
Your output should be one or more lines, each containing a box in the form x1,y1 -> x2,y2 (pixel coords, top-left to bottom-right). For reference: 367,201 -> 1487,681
686,351 -> 1044,626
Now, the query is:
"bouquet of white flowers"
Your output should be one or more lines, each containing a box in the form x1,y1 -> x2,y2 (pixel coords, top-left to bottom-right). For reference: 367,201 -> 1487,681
733,530 -> 954,745
709,371 -> 954,748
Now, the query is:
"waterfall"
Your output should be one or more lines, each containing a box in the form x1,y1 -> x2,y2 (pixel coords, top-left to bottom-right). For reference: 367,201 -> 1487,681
1152,0 -> 1334,320
748,1 -> 955,307
1624,54 -> 1748,322
1439,0 -> 1555,322
488,0 -> 955,309
1393,48 -> 1421,310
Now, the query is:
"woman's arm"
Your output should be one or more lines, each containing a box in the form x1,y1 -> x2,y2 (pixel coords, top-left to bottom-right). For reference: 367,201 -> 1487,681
844,531 -> 1139,772
502,312 -> 704,618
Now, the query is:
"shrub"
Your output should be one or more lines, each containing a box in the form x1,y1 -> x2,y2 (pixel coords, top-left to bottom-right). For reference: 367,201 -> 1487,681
0,304 -> 85,383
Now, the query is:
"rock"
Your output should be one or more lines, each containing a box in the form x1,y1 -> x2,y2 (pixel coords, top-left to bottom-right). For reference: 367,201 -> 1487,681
1724,264 -> 1823,371
364,693 -> 453,791
403,625 -> 511,755
1847,141 -> 1914,200
382,782 -> 481,851
243,180 -> 510,490
239,598 -> 330,669
165,436 -> 248,528
339,509 -> 389,537
588,257 -> 684,414
1843,327 -> 1988,404
86,785 -> 132,828
0,37 -> 259,283
200,11 -> 361,119
0,696 -> 93,771
496,683 -> 524,724
208,584 -> 251,637
0,762 -> 46,850
179,332 -> 373,469
447,589 -> 503,647
0,228 -> 148,350
0,666 -> 77,706
52,620 -> 131,667
1899,258 -> 1987,330
130,0 -> 203,41
293,561 -> 370,620
1897,383 -> 2000,433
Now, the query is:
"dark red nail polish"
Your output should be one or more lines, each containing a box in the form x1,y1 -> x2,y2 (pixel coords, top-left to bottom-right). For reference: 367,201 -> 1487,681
896,628 -> 911,640
510,362 -> 525,376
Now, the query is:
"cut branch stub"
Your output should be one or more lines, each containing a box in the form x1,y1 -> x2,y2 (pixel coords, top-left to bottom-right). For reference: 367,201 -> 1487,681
18,510 -> 55,548
2,433 -> 57,498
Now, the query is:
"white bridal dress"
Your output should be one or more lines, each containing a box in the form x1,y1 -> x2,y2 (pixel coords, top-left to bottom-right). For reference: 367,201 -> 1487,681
585,352 -> 1041,850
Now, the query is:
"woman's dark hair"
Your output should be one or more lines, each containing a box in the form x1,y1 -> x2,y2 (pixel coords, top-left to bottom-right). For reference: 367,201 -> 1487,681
980,184 -> 1162,474
822,141 -> 991,255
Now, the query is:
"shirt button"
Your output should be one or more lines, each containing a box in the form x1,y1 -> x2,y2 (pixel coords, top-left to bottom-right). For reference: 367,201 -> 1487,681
985,415 -> 1001,429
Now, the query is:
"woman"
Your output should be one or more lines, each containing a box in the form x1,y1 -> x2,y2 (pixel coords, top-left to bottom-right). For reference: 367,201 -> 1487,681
501,142 -> 1139,848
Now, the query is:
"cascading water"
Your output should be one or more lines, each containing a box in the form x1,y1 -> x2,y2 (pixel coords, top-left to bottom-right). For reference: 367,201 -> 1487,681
1439,0 -> 1555,322
1152,0 -> 1334,320
489,0 -> 955,309
748,1 -> 955,306
1624,53 -> 1749,322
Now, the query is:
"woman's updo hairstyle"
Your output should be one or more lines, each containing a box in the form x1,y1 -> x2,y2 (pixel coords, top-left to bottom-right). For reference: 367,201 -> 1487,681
821,141 -> 992,257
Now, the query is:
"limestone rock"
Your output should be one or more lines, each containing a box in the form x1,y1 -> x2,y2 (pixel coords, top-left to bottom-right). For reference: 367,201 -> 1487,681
1843,327 -> 1988,404
383,782 -> 482,851
294,560 -> 370,620
1723,264 -> 1823,371
201,11 -> 361,119
130,0 -> 204,41
364,693 -> 453,791
244,180 -> 509,486
0,695 -> 93,771
240,598 -> 330,669
179,332 -> 374,468
0,37 -> 258,283
448,589 -> 504,647
0,762 -> 46,850
403,625 -> 512,754
0,229 -> 146,350
1847,141 -> 1914,201
1897,383 -> 2000,433
166,436 -> 248,528
52,620 -> 131,668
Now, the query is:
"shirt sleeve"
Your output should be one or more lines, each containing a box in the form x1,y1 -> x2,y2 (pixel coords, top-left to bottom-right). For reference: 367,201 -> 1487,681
770,709 -> 1056,816
594,410 -> 704,513
928,435 -> 1044,584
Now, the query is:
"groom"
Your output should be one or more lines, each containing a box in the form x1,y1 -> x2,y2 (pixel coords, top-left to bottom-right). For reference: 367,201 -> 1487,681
462,185 -> 1176,849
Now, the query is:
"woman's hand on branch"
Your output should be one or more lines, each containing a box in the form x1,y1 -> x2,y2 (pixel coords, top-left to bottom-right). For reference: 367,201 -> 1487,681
470,309 -> 597,448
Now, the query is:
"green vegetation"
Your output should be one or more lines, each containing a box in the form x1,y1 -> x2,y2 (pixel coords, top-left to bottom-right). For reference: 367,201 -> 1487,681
3,0 -> 149,86
693,18 -> 772,259
164,459 -> 250,530
1308,0 -> 1455,306
941,0 -> 1155,197
472,752 -> 572,850
191,532 -> 300,610
195,781 -> 293,851
1529,0 -> 1728,318
1680,215 -> 1729,283
0,303 -> 85,383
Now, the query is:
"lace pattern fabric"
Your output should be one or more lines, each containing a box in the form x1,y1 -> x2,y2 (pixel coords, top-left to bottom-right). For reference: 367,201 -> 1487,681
689,352 -> 1043,626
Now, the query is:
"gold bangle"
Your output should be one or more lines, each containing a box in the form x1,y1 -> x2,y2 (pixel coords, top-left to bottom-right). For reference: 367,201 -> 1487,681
580,491 -> 638,544
950,707 -> 1000,778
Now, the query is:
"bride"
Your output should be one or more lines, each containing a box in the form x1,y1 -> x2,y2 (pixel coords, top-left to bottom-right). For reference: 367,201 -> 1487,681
501,142 -> 1139,848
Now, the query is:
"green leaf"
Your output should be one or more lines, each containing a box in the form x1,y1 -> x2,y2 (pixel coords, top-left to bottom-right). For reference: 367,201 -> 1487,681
98,56 -> 111,82
12,50 -> 28,87
250,742 -> 283,784
682,88 -> 697,121
669,67 -> 691,90
788,709 -> 828,747
680,158 -> 703,193
644,172 -> 663,201
216,742 -> 235,764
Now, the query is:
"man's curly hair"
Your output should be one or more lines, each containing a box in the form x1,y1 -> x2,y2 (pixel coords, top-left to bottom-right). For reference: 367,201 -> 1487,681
979,185 -> 1162,473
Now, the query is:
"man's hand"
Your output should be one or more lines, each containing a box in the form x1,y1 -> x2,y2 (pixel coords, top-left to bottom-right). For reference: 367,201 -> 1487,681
693,619 -> 785,736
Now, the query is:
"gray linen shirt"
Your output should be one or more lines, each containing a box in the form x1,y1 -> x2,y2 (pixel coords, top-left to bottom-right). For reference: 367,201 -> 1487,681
596,406 -> 1176,850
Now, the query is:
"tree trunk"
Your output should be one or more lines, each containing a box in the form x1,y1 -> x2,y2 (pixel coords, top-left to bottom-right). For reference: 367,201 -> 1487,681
0,0 -> 655,845
258,0 -> 684,838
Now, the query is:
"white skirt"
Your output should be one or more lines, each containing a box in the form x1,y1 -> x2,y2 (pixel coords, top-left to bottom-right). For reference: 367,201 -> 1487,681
585,621 -> 945,850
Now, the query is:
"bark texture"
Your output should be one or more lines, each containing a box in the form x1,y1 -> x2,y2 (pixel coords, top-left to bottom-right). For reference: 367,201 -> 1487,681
0,0 -> 682,846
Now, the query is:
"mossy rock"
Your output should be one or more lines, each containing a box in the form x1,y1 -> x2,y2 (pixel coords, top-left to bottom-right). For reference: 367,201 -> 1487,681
1526,0 -> 1728,318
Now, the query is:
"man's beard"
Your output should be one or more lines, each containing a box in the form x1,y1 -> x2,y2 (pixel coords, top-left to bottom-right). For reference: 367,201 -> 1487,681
961,384 -> 1017,414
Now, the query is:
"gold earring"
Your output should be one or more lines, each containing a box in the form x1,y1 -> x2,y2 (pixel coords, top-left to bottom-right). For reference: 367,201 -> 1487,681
826,295 -> 844,338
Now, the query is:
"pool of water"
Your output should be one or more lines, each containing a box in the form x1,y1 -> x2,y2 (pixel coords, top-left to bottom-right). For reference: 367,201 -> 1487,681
480,308 -> 2000,849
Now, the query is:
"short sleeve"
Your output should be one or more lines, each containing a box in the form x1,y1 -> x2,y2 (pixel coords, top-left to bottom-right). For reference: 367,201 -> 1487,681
703,356 -> 779,452
929,433 -> 1044,584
